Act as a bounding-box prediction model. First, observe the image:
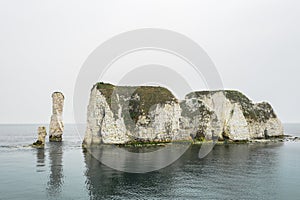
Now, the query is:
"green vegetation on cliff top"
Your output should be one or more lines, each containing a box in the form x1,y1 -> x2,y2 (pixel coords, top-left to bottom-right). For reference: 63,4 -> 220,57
96,83 -> 276,123
187,90 -> 277,122
96,82 -> 176,122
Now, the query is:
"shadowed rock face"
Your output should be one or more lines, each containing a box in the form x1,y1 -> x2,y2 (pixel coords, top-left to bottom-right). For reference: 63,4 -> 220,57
49,92 -> 64,142
83,83 -> 283,146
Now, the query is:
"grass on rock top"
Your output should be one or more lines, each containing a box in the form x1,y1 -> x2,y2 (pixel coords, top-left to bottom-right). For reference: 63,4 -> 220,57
224,90 -> 276,122
186,90 -> 277,123
96,83 -> 277,124
96,82 -> 177,122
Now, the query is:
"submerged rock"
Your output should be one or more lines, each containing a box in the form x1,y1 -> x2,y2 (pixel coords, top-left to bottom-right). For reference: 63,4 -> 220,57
49,92 -> 64,142
32,126 -> 47,147
83,82 -> 283,146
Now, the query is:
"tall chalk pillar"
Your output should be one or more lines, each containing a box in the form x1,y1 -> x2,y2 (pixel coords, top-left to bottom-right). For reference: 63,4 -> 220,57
49,92 -> 64,142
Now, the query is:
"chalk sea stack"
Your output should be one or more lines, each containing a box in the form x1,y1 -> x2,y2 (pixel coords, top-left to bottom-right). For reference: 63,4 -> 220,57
49,92 -> 64,142
83,82 -> 283,146
32,126 -> 47,147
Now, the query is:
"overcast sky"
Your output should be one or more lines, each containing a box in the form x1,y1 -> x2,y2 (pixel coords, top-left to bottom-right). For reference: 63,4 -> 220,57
0,0 -> 299,124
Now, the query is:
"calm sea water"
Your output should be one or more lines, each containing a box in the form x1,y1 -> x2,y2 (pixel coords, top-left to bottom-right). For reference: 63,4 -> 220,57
0,124 -> 299,200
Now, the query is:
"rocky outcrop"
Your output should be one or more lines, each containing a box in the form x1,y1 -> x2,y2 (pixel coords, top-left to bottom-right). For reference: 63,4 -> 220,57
84,83 -> 182,145
83,83 -> 283,146
49,92 -> 64,142
32,126 -> 47,147
184,91 -> 284,141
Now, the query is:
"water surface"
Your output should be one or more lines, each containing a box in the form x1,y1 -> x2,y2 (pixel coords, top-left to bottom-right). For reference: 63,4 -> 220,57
0,124 -> 299,199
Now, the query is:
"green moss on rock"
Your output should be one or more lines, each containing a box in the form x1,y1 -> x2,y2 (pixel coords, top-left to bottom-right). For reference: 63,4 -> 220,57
186,90 -> 277,123
224,91 -> 276,122
96,82 -> 115,104
224,90 -> 257,121
96,82 -> 177,123
129,86 -> 176,122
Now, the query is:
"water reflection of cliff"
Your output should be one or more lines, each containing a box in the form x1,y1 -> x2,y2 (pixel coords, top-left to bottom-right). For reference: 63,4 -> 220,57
83,148 -> 177,199
47,142 -> 64,197
83,143 -> 283,199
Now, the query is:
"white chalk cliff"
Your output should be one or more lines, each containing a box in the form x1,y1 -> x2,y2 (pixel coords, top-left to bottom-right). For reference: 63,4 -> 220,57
83,83 -> 283,146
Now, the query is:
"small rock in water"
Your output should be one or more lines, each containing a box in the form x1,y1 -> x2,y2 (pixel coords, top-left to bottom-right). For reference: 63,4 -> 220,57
32,126 -> 47,147
293,137 -> 300,142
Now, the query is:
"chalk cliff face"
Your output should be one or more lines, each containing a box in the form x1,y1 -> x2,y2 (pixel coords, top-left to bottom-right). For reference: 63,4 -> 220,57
83,83 -> 283,146
184,91 -> 283,141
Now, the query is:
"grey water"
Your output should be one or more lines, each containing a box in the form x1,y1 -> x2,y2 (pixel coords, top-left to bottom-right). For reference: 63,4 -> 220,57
0,124 -> 299,200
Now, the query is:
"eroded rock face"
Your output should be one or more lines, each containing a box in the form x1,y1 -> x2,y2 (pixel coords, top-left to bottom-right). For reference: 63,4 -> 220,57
33,126 -> 47,147
83,83 -> 181,145
186,91 -> 284,141
49,92 -> 64,142
83,83 -> 283,146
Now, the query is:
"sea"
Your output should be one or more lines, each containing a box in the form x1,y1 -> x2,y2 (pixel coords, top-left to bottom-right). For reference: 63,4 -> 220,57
0,124 -> 299,200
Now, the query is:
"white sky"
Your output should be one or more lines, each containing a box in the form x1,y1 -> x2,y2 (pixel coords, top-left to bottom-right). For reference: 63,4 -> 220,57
0,0 -> 299,123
